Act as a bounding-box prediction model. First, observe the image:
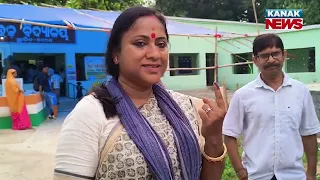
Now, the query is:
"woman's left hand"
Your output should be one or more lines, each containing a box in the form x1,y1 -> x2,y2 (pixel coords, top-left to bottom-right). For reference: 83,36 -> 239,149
198,82 -> 226,139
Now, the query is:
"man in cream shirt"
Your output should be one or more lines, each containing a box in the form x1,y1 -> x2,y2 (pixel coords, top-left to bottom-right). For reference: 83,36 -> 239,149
223,33 -> 320,180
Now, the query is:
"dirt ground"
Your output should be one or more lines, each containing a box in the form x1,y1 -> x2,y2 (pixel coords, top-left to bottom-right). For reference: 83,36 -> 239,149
0,115 -> 64,180
0,98 -> 76,180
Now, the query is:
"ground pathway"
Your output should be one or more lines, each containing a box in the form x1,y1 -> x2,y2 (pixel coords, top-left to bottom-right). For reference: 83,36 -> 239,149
0,98 -> 77,180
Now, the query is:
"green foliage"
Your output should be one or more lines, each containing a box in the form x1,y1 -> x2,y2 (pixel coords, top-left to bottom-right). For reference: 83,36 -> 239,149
1,0 -> 319,25
282,0 -> 320,25
0,0 -> 145,11
155,0 -> 320,25
222,145 -> 320,179
222,156 -> 237,179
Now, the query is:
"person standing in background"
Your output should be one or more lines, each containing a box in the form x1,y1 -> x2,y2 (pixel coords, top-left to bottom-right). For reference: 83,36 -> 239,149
48,67 -> 54,90
11,62 -> 21,78
26,65 -> 36,83
38,65 -> 55,119
5,69 -> 32,130
223,33 -> 320,180
51,70 -> 62,104
48,67 -> 54,77
76,82 -> 83,101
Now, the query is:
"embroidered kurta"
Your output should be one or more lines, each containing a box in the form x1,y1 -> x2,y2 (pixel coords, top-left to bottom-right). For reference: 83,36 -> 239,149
54,91 -> 203,180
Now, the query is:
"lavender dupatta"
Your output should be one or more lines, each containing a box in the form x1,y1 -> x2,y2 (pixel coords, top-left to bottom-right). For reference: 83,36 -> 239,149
105,78 -> 202,180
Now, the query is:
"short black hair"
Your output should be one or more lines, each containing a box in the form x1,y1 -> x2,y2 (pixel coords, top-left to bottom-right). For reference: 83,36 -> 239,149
253,33 -> 284,56
41,64 -> 49,69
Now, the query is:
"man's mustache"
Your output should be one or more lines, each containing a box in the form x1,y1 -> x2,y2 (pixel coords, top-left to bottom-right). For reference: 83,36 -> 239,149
264,63 -> 280,69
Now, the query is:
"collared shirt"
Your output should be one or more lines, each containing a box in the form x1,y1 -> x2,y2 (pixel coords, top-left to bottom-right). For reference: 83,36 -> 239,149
51,74 -> 62,89
223,73 -> 320,180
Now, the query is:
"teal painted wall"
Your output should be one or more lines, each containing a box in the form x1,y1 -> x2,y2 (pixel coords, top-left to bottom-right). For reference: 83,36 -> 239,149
217,28 -> 320,90
164,22 -> 320,91
162,19 -> 266,90
162,35 -> 215,90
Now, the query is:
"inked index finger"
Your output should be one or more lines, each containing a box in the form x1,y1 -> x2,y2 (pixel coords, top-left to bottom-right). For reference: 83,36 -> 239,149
213,82 -> 225,110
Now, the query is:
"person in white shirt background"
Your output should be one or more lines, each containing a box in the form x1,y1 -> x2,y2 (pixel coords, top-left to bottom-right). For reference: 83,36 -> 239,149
223,33 -> 320,180
50,70 -> 63,104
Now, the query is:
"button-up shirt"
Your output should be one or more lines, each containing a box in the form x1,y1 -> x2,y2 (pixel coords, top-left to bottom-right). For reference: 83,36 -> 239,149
223,73 -> 320,180
51,73 -> 62,89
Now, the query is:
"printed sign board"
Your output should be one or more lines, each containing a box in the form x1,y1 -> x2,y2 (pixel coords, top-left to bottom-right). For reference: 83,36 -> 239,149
265,9 -> 303,30
0,22 -> 75,43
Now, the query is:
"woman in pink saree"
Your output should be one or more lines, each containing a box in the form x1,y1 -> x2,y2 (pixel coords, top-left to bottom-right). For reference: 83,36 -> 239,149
5,69 -> 32,130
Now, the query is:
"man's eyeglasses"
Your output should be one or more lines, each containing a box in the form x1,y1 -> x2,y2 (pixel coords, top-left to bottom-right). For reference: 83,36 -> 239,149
255,51 -> 283,61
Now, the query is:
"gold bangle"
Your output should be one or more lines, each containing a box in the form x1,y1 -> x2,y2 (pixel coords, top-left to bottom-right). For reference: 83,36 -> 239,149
201,143 -> 227,162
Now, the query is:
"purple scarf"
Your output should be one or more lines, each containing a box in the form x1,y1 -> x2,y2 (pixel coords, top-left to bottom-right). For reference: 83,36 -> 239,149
105,78 -> 201,180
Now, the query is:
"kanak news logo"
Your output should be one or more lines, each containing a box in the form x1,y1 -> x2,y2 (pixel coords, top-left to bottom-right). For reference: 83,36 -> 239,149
265,9 -> 303,30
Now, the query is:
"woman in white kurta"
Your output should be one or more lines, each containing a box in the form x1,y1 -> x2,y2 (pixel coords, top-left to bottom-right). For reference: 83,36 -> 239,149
54,6 -> 227,180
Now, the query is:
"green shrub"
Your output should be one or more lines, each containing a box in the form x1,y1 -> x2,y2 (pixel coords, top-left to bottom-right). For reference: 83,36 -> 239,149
91,81 -> 102,90
222,156 -> 237,179
221,146 -> 320,179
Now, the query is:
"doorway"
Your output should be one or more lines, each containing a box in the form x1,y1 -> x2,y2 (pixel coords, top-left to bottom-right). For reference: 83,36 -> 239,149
38,55 -> 56,69
38,54 -> 66,97
12,53 -> 67,96
206,53 -> 215,86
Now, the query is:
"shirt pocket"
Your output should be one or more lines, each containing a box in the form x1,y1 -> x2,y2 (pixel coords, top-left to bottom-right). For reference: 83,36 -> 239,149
279,104 -> 302,130
245,101 -> 273,129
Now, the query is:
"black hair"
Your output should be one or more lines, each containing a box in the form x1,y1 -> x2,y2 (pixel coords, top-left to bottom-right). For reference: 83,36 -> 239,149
252,33 -> 284,56
41,64 -> 49,69
92,6 -> 168,119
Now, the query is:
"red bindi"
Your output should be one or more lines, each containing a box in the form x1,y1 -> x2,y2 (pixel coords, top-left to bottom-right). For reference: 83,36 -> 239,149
151,33 -> 156,39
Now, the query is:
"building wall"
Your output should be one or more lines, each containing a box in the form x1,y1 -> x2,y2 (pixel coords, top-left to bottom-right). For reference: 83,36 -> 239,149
1,27 -> 218,93
0,30 -> 109,96
217,28 -> 320,90
168,17 -> 265,34
162,20 -> 267,90
161,35 -> 216,90
3,19 -> 307,94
